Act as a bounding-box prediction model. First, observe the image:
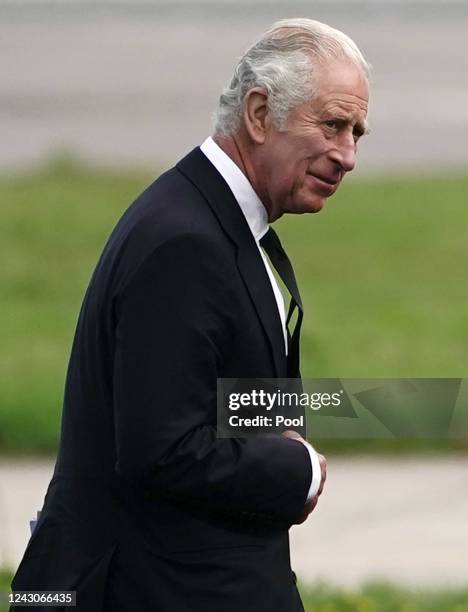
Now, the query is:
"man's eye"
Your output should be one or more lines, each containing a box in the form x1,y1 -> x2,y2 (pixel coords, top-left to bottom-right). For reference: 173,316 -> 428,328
353,129 -> 364,143
324,120 -> 338,129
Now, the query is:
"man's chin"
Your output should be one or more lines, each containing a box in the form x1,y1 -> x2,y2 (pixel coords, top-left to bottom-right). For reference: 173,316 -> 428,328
282,192 -> 329,216
298,196 -> 327,214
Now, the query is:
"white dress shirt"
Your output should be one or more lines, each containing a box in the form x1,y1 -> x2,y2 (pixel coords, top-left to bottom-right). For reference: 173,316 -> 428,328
200,136 -> 322,502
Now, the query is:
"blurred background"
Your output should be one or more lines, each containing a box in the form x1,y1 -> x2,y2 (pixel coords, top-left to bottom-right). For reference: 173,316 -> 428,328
1,1 -> 468,610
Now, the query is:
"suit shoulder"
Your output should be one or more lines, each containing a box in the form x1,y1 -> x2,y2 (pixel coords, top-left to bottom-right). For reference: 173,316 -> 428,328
115,166 -> 228,248
93,167 -> 234,295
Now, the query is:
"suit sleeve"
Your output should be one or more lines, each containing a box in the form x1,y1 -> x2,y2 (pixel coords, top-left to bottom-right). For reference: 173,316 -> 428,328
113,233 -> 311,527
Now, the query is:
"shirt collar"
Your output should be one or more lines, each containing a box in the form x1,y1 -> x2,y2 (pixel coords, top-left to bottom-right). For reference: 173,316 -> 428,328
200,136 -> 269,242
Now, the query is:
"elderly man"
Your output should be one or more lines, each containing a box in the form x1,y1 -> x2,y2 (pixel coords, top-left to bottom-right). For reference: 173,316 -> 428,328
11,18 -> 369,612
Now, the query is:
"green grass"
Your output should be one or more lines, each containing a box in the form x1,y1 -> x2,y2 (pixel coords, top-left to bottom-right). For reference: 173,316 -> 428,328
0,158 -> 148,453
0,570 -> 12,612
1,570 -> 468,612
1,158 -> 467,454
299,582 -> 468,612
282,173 -> 468,379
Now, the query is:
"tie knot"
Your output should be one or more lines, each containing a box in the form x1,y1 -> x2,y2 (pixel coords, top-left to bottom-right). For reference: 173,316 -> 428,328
260,227 -> 286,261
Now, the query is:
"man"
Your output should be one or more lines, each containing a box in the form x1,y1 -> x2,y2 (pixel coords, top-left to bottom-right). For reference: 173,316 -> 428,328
11,18 -> 370,612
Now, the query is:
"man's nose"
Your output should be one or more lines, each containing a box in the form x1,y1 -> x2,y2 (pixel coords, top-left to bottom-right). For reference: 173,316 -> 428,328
329,136 -> 357,173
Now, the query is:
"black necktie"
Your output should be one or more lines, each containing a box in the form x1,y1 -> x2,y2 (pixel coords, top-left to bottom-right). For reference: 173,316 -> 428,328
260,227 -> 303,377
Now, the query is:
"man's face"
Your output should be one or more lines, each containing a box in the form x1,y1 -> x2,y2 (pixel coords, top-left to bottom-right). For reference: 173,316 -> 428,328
255,59 -> 369,219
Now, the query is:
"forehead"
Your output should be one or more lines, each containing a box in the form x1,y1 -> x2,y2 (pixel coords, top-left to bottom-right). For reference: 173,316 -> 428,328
313,59 -> 369,114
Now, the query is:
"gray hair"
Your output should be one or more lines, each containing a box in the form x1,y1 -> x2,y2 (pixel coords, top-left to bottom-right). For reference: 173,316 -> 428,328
213,18 -> 371,137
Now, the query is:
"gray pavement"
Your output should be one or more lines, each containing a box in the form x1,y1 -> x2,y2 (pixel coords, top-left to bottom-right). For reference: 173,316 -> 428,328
2,7 -> 468,173
1,456 -> 467,587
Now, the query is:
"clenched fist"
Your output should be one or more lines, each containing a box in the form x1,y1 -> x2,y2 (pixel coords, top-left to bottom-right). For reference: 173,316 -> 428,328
282,430 -> 327,524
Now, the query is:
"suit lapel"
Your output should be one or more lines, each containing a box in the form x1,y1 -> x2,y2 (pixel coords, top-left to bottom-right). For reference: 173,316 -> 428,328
177,147 -> 286,378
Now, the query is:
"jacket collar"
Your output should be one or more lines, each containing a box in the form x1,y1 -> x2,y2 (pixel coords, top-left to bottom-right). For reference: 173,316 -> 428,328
176,146 -> 286,377
199,136 -> 269,242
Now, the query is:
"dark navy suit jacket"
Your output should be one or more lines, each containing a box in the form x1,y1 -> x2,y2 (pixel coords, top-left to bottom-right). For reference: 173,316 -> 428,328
11,148 -> 311,612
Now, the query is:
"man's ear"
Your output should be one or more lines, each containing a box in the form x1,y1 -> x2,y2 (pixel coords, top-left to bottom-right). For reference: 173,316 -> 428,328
242,87 -> 271,145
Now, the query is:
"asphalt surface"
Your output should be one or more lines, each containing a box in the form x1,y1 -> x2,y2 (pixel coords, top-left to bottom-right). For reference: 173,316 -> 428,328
2,9 -> 468,173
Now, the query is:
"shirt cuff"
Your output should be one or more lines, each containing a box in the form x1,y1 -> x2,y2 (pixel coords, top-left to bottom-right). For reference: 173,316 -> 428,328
300,440 -> 322,502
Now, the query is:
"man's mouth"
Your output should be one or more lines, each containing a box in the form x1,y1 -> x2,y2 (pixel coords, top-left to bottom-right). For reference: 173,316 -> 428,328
309,172 -> 338,187
307,172 -> 339,195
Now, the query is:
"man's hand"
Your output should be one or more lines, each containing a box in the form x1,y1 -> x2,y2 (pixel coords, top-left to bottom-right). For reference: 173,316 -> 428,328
282,430 -> 327,524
